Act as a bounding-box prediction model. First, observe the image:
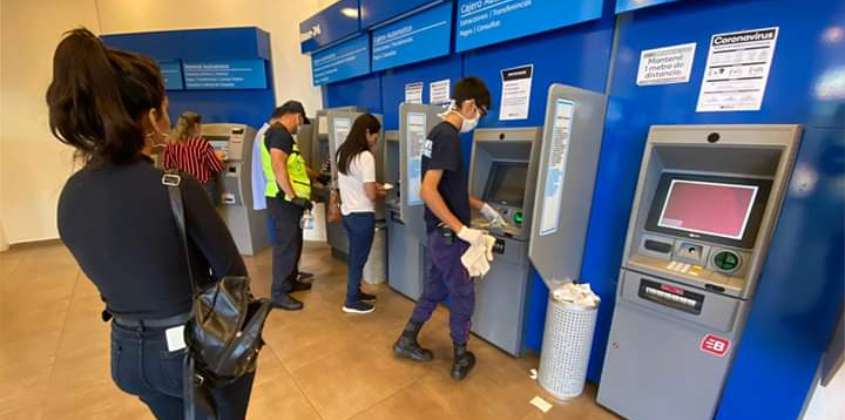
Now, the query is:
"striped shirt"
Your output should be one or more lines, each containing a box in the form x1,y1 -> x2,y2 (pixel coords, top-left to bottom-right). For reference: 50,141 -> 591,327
162,136 -> 223,184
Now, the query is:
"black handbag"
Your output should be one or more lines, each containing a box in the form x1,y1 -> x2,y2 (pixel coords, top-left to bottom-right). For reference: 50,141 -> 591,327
162,172 -> 272,420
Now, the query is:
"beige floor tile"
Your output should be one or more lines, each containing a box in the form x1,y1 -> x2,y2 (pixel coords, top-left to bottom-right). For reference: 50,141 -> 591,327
1,241 -> 617,420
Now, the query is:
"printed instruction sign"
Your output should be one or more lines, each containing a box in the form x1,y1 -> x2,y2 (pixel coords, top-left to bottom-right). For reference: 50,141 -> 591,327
332,117 -> 352,156
429,79 -> 451,104
637,43 -> 697,86
697,27 -> 779,112
539,99 -> 575,236
499,64 -> 534,120
405,82 -> 423,104
406,112 -> 428,206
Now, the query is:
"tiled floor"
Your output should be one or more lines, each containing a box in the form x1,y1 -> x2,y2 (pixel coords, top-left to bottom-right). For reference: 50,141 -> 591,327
0,241 -> 618,420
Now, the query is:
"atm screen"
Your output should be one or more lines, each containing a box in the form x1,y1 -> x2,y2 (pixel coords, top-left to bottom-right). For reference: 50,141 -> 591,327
646,173 -> 772,248
483,162 -> 528,208
206,136 -> 230,152
658,180 -> 757,240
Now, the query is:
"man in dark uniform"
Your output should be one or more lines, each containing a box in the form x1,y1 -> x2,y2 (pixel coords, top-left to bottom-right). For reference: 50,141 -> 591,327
260,101 -> 314,310
393,77 -> 506,380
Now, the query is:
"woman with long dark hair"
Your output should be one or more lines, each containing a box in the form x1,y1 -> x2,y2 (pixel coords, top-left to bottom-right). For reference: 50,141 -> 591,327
336,113 -> 384,314
47,28 -> 254,418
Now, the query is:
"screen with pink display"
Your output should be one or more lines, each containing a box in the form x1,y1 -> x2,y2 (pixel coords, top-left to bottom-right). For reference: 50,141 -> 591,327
658,180 -> 758,240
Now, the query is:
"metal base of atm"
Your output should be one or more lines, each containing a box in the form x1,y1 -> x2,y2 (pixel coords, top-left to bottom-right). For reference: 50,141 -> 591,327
598,269 -> 746,420
386,209 -> 424,301
471,237 -> 531,356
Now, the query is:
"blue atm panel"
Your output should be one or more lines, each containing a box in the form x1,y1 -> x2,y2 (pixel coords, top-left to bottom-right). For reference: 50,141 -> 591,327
159,60 -> 184,90
361,0 -> 444,28
455,0 -> 604,53
381,55 -> 462,129
300,0 -> 361,53
615,0 -> 680,14
372,2 -> 453,72
312,34 -> 371,86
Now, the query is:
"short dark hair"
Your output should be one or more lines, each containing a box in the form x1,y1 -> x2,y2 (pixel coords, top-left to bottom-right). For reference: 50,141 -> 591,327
46,27 -> 165,165
270,106 -> 285,120
453,76 -> 492,112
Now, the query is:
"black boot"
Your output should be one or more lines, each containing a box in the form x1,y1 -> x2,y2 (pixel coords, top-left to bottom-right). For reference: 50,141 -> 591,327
393,320 -> 434,362
450,343 -> 476,381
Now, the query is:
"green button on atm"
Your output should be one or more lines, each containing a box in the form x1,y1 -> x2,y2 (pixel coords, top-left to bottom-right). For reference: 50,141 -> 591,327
713,250 -> 739,272
513,211 -> 523,225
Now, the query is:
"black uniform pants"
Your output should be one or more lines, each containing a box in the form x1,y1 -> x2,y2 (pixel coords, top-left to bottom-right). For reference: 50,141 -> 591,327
268,196 -> 304,301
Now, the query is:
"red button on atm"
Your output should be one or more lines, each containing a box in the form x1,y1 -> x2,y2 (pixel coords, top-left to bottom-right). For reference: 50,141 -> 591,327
660,284 -> 684,295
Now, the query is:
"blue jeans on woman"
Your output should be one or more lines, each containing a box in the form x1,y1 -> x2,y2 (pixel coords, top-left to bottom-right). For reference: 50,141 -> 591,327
342,212 -> 375,305
110,321 -> 255,419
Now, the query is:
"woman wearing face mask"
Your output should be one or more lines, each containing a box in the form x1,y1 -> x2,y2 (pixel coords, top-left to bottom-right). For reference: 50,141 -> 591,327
393,77 -> 506,381
48,28 -> 254,419
336,113 -> 385,314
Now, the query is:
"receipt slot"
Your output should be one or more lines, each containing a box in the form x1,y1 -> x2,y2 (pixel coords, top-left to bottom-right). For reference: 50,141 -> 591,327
468,126 -> 542,356
596,125 -> 801,420
203,123 -> 270,255
386,103 -> 443,300
325,110 -> 385,259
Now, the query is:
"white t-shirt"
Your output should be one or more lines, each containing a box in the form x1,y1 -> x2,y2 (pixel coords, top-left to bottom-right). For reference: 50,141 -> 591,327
338,151 -> 376,215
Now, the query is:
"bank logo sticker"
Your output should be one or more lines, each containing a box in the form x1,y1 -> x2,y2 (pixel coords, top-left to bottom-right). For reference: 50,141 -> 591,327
422,139 -> 433,158
700,334 -> 731,358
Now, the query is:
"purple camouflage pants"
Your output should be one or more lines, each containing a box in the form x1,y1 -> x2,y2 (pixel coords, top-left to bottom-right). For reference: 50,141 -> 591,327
410,229 -> 475,345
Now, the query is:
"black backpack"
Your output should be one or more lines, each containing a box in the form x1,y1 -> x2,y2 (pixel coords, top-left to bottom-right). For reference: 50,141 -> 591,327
163,172 -> 272,419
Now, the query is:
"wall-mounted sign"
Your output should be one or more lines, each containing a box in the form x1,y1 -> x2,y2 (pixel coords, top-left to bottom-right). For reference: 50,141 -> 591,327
405,82 -> 424,104
499,64 -> 533,120
159,60 -> 184,90
429,79 -> 451,104
312,34 -> 371,86
697,27 -> 779,112
371,2 -> 452,72
455,0 -> 603,53
361,0 -> 443,28
182,59 -> 267,90
636,42 -> 696,86
616,0 -> 679,14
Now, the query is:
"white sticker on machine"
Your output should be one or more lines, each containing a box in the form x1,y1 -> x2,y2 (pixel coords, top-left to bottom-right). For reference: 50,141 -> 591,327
539,98 -> 575,236
697,27 -> 779,112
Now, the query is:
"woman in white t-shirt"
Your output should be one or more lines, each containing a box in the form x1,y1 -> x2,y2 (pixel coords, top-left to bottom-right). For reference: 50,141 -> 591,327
336,114 -> 385,314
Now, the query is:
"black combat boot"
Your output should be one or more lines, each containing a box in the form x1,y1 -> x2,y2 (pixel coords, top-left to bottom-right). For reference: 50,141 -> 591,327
450,343 -> 476,381
393,320 -> 434,362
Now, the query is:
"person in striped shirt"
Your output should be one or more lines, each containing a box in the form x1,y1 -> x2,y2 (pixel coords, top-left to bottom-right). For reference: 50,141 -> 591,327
162,111 -> 224,203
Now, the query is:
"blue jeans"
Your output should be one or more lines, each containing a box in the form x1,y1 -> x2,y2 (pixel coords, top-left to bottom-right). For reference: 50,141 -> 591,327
110,322 -> 255,419
411,230 -> 474,344
342,212 -> 375,305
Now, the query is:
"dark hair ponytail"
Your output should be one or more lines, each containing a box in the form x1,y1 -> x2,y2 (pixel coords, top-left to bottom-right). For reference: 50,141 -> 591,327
336,114 -> 381,175
46,27 -> 165,164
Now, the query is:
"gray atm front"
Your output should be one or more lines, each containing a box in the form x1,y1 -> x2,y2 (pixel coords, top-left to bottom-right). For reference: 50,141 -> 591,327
597,125 -> 801,420
203,123 -> 270,255
386,103 -> 443,300
325,110 -> 385,259
468,126 -> 541,356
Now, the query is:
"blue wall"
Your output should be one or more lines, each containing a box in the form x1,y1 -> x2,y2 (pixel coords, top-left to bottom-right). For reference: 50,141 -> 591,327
102,27 -> 276,129
319,0 -> 844,418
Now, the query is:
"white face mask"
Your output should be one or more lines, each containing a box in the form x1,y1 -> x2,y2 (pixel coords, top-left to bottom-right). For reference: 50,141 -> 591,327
459,114 -> 478,133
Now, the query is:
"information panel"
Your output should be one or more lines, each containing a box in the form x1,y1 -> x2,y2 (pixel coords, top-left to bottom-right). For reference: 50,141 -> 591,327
539,98 -> 575,236
312,34 -> 371,86
372,2 -> 452,72
159,61 -> 184,91
455,0 -> 603,53
406,112 -> 428,206
616,0 -> 679,14
182,59 -> 267,90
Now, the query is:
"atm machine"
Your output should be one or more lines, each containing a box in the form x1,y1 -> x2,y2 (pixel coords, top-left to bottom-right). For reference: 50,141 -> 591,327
307,107 -> 361,205
467,126 -> 542,356
386,103 -> 443,300
203,123 -> 270,255
324,109 -> 385,259
597,124 -> 801,420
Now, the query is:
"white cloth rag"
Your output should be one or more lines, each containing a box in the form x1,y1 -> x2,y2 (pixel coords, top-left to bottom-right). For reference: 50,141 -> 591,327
551,282 -> 600,308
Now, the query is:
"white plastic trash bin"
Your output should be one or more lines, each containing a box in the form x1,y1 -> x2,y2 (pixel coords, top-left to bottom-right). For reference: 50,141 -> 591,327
363,222 -> 386,285
538,296 -> 599,400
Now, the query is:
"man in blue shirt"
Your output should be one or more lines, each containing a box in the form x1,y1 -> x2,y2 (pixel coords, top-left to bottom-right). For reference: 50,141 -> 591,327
393,77 -> 506,381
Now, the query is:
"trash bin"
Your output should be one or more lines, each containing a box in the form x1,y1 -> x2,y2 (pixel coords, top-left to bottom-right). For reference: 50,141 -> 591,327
538,284 -> 600,400
363,221 -> 387,285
